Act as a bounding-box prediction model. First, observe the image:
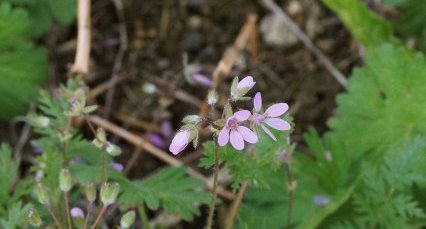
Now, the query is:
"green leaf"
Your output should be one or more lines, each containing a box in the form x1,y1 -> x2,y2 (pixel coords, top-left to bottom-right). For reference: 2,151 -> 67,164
393,0 -> 426,53
322,0 -> 396,48
119,167 -> 210,221
0,144 -> 19,201
0,44 -> 47,120
0,3 -> 30,49
48,0 -> 76,25
327,44 -> 426,162
0,202 -> 31,229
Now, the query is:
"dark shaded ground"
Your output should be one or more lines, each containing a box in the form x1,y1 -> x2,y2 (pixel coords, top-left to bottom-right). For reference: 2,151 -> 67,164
1,0 -> 361,227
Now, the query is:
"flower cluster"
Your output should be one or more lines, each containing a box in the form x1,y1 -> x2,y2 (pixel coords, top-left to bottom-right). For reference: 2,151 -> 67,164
169,76 -> 291,154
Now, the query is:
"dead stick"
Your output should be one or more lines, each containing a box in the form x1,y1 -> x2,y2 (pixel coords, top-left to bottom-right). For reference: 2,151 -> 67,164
88,115 -> 235,200
199,14 -> 258,116
262,0 -> 348,87
71,0 -> 91,75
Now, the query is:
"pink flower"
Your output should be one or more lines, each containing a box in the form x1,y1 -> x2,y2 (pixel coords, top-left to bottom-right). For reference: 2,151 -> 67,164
169,130 -> 193,155
218,110 -> 258,150
231,76 -> 256,98
252,92 -> 290,141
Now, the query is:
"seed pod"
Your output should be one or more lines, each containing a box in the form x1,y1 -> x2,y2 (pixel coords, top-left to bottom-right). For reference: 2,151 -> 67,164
100,182 -> 120,205
36,184 -> 49,205
85,182 -> 97,203
28,208 -> 42,227
120,210 -> 136,229
59,169 -> 72,192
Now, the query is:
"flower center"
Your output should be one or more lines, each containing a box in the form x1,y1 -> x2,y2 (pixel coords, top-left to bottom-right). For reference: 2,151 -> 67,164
227,118 -> 239,130
252,113 -> 265,124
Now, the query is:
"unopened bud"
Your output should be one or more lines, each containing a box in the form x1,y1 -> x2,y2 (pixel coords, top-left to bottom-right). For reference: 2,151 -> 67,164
71,207 -> 85,218
60,169 -> 72,192
142,82 -> 157,94
120,210 -> 136,229
100,182 -> 120,205
182,115 -> 201,125
28,115 -> 50,128
36,184 -> 49,205
106,143 -> 122,156
96,128 -> 107,143
207,89 -> 218,105
28,208 -> 42,227
85,183 -> 97,203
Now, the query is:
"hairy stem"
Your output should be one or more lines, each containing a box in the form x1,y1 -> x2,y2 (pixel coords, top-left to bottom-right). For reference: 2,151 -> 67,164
46,205 -> 64,229
206,140 -> 220,229
225,181 -> 249,229
64,192 -> 72,229
284,163 -> 294,229
90,205 -> 107,229
83,203 -> 92,229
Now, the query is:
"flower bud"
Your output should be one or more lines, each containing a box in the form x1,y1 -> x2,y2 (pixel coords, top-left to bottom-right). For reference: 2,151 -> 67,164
100,182 -> 120,205
207,89 -> 218,105
182,115 -> 201,125
28,115 -> 50,128
120,210 -> 136,229
106,143 -> 122,156
96,128 -> 107,143
59,169 -> 72,192
36,183 -> 49,205
85,182 -> 97,203
71,207 -> 85,218
28,208 -> 42,227
142,82 -> 157,94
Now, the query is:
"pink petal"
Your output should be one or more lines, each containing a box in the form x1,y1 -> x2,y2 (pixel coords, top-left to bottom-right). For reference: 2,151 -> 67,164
230,130 -> 244,150
233,110 -> 251,121
237,126 -> 258,144
192,73 -> 213,87
218,128 -> 230,146
261,124 -> 276,141
237,76 -> 256,90
265,103 -> 289,117
253,92 -> 262,112
264,118 -> 291,131
169,130 -> 191,155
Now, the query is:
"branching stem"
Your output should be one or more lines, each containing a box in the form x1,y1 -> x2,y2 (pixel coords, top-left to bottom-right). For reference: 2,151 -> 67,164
46,205 -> 64,229
83,202 -> 93,229
90,204 -> 108,229
64,192 -> 72,229
206,140 -> 220,229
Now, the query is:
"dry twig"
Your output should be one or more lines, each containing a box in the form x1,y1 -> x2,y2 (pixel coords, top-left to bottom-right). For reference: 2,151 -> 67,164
199,14 -> 258,116
71,0 -> 91,75
262,0 -> 348,87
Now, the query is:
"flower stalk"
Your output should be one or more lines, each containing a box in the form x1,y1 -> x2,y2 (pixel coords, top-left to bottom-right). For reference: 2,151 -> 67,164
206,140 -> 220,229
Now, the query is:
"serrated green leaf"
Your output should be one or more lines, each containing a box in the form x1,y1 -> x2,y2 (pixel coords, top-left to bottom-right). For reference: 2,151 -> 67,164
119,167 -> 210,221
327,44 -> 426,162
322,0 -> 397,48
0,144 -> 19,201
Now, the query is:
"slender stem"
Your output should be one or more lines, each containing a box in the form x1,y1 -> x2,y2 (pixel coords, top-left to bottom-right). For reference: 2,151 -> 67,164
64,192 -> 73,229
90,205 -> 108,229
284,163 -> 294,229
206,140 -> 220,229
138,205 -> 151,229
83,202 -> 93,229
46,205 -> 64,229
225,181 -> 249,229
